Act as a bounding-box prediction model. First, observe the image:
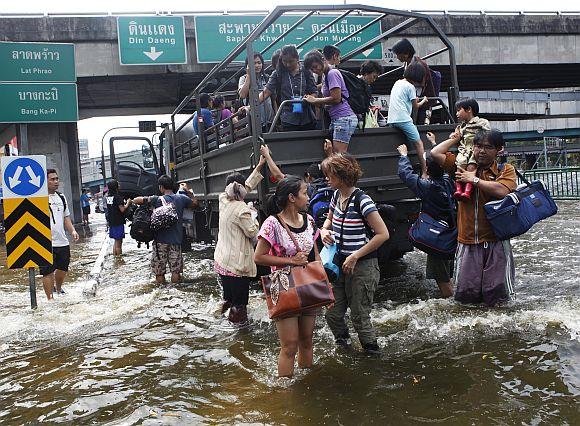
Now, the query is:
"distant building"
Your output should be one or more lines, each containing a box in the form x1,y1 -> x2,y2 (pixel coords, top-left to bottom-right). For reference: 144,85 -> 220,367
78,138 -> 90,160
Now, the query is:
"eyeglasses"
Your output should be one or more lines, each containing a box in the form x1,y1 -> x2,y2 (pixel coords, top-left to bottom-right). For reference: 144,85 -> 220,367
474,144 -> 497,151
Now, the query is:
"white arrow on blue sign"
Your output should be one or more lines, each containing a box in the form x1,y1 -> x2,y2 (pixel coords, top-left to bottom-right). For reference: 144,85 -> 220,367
1,155 -> 48,199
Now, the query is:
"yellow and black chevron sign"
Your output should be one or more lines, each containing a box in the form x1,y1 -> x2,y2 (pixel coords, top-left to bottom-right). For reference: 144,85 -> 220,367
4,197 -> 53,269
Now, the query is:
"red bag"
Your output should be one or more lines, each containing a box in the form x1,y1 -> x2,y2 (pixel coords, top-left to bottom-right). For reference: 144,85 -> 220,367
260,215 -> 334,319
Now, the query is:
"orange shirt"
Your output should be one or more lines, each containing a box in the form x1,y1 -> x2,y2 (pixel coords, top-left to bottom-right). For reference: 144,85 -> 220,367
443,153 -> 517,244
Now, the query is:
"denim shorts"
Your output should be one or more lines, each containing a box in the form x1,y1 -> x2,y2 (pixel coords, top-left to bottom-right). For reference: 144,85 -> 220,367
391,120 -> 420,144
330,114 -> 359,144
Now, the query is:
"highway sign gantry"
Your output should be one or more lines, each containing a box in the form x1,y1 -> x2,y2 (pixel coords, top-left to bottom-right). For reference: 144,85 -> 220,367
0,41 -> 76,83
1,155 -> 52,270
0,82 -> 78,123
117,16 -> 187,65
194,15 -> 383,63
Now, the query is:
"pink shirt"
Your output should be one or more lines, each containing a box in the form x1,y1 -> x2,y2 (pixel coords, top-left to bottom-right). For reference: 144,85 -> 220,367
258,214 -> 319,272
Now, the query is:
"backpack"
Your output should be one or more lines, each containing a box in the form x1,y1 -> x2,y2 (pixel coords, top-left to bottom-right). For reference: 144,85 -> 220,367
430,69 -> 442,97
352,188 -> 374,238
332,188 -> 375,239
309,184 -> 334,229
325,69 -> 372,115
48,191 -> 67,225
129,204 -> 154,248
56,191 -> 67,211
150,195 -> 179,232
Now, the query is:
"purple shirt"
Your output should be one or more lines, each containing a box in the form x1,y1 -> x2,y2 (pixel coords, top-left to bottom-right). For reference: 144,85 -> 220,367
219,108 -> 233,122
322,69 -> 355,120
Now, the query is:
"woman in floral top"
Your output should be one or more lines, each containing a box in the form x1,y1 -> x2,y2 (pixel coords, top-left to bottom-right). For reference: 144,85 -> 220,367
254,176 -> 321,378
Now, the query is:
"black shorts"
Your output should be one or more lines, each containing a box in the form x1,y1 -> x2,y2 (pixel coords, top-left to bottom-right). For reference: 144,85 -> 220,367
82,206 -> 91,215
40,245 -> 71,276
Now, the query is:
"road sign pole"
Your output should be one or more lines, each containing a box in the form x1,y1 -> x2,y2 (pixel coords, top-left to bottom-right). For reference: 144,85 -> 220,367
28,267 -> 37,309
17,124 -> 28,154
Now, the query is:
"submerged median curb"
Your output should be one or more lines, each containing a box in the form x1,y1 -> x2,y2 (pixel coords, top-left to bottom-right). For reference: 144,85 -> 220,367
82,236 -> 110,297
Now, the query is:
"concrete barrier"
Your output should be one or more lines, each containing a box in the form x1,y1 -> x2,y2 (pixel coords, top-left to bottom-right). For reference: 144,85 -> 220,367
82,236 -> 110,297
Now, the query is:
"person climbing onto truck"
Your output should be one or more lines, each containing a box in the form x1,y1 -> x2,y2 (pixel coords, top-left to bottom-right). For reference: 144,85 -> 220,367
392,38 -> 438,125
397,141 -> 455,298
303,49 -> 358,154
258,45 -> 318,131
213,151 -> 268,326
387,61 -> 429,178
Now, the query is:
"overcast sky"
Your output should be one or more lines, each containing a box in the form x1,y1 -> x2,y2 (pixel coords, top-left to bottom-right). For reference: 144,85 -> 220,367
3,0 -> 576,157
2,0 -> 578,14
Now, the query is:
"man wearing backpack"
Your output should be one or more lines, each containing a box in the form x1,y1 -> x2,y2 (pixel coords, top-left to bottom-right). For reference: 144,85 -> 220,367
41,169 -> 79,300
133,175 -> 198,285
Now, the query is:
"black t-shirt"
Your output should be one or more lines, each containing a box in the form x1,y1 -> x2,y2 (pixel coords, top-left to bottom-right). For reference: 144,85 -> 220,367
106,194 -> 125,226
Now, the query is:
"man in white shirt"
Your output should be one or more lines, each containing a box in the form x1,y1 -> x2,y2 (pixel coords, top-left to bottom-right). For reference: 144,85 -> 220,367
40,169 -> 79,300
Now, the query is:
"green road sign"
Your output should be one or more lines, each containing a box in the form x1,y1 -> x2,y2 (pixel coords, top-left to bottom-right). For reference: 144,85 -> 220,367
0,83 -> 78,123
0,42 -> 76,82
194,15 -> 383,63
117,16 -> 187,65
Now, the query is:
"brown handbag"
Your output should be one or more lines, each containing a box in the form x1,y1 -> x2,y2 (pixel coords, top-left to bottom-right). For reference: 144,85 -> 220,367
260,215 -> 334,319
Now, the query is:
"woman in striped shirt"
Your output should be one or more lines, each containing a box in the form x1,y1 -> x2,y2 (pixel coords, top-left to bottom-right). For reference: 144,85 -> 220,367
319,154 -> 389,354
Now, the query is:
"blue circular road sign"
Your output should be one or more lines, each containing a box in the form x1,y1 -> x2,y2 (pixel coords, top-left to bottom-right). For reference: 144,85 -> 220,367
3,157 -> 46,197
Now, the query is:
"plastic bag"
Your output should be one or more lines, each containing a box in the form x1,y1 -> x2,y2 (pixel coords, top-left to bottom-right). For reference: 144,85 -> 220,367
320,243 -> 340,282
364,110 -> 379,128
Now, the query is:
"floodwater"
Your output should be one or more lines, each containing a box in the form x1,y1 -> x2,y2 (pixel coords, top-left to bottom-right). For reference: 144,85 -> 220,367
0,203 -> 579,424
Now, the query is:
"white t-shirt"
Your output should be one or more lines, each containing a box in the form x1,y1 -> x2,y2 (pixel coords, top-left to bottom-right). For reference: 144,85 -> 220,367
387,79 -> 417,124
48,192 -> 71,247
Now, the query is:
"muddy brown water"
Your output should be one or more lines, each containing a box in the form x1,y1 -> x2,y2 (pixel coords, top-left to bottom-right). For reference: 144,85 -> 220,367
0,202 -> 578,424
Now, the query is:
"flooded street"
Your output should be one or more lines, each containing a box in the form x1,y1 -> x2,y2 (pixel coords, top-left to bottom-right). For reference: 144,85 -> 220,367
0,202 -> 579,425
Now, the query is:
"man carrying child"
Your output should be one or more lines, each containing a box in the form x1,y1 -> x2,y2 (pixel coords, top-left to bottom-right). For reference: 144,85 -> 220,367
431,128 -> 517,306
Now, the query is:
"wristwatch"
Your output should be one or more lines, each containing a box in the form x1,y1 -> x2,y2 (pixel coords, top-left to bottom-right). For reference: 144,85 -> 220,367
473,177 -> 480,186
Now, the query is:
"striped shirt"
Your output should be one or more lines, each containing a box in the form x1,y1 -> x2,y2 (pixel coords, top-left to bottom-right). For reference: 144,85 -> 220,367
329,189 -> 378,255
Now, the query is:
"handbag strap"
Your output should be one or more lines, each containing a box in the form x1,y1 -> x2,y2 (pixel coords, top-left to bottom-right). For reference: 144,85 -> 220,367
276,213 -> 320,259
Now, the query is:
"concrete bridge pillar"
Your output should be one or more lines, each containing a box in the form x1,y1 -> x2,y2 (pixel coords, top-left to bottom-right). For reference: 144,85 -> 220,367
18,123 -> 82,224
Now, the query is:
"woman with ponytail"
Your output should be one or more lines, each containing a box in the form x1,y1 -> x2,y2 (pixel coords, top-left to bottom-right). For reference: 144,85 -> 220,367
254,175 -> 321,377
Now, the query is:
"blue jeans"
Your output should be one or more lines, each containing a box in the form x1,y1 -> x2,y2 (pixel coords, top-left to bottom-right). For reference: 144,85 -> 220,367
330,114 -> 359,144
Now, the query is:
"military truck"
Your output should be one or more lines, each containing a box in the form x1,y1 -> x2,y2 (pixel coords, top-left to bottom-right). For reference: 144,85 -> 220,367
163,4 -> 460,263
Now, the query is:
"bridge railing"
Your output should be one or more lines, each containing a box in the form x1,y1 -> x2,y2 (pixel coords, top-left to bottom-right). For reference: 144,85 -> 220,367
521,167 -> 580,200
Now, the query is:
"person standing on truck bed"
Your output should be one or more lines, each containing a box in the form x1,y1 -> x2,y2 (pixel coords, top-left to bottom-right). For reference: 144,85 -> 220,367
238,52 -> 274,133
193,93 -> 214,136
257,45 -> 317,132
303,49 -> 358,154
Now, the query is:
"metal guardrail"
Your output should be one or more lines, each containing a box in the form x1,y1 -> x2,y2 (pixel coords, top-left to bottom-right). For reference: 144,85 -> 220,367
521,167 -> 580,200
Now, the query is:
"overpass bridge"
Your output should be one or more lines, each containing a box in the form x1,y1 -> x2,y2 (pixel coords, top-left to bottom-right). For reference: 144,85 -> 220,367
0,10 -> 578,118
0,9 -> 578,221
